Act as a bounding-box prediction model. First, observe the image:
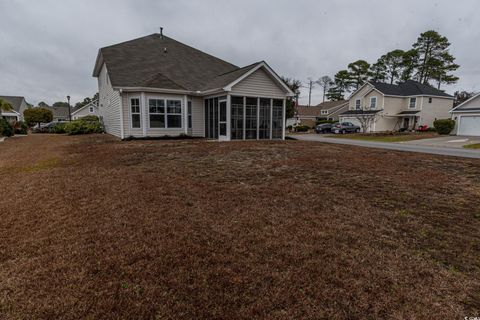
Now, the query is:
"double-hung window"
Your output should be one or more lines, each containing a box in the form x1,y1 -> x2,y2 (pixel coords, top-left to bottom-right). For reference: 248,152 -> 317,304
355,99 -> 361,110
370,97 -> 377,110
130,98 -> 141,128
409,97 -> 417,109
167,100 -> 182,128
149,99 -> 165,128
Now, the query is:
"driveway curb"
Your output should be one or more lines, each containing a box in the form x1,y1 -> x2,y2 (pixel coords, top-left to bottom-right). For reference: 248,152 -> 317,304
290,134 -> 480,159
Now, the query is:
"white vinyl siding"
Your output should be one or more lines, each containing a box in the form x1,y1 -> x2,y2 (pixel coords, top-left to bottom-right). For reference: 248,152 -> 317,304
191,96 -> 205,137
98,64 -> 122,138
72,104 -> 99,120
230,68 -> 286,99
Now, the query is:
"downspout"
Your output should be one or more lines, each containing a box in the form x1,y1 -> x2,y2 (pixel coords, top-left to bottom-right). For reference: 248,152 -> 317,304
119,89 -> 125,139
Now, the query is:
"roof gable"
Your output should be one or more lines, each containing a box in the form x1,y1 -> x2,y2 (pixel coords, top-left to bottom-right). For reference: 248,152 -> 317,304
0,96 -> 26,112
451,92 -> 480,112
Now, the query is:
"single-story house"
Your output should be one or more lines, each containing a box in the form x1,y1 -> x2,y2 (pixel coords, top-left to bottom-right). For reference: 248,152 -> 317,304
340,80 -> 454,132
0,95 -> 29,122
287,100 -> 348,127
72,100 -> 99,120
92,31 -> 293,140
450,92 -> 480,136
44,105 -> 70,122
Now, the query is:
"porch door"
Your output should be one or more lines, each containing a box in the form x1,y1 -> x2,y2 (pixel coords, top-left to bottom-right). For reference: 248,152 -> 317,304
403,117 -> 410,129
218,99 -> 228,141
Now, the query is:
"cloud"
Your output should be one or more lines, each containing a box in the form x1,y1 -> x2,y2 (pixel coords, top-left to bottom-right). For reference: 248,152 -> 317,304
0,0 -> 478,105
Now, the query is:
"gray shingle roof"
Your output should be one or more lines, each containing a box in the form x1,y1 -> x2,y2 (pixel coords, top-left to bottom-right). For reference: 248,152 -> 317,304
0,96 -> 25,112
315,100 -> 348,110
95,33 -> 258,92
45,106 -> 70,119
370,80 -> 453,98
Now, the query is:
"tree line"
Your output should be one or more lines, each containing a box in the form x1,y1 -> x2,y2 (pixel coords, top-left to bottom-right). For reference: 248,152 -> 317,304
283,30 -> 461,108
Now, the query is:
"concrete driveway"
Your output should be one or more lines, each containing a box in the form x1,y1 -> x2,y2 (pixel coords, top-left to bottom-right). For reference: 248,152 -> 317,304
401,135 -> 480,149
291,134 -> 480,159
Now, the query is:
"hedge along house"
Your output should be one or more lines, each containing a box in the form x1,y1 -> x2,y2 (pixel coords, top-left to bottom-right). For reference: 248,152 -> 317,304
92,31 -> 293,140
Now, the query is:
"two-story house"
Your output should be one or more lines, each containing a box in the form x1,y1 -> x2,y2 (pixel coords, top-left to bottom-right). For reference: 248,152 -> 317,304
339,81 -> 454,132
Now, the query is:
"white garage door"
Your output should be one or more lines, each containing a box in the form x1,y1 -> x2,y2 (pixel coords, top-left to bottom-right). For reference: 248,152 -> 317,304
458,116 -> 480,136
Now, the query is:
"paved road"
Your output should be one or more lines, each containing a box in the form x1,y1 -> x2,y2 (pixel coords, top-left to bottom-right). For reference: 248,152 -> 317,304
291,134 -> 480,159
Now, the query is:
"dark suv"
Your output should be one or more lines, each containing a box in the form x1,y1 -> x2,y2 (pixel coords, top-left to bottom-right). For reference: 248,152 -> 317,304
331,122 -> 361,134
315,123 -> 334,134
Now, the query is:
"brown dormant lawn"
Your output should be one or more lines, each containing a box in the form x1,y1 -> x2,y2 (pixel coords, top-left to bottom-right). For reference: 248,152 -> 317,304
1,134 -> 479,319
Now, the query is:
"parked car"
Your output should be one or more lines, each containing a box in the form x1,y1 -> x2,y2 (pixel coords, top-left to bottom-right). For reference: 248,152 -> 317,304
331,122 -> 361,134
315,123 -> 334,134
33,121 -> 68,133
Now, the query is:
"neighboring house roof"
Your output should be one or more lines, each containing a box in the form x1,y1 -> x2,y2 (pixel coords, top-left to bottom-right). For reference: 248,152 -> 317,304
93,33 -> 293,95
0,95 -> 26,112
340,110 -> 382,116
72,100 -> 98,115
295,105 -> 323,117
451,92 -> 480,112
45,106 -> 70,119
315,100 -> 348,110
369,80 -> 453,98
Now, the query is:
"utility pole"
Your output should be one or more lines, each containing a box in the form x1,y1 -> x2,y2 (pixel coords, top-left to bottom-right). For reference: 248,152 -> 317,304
67,95 -> 72,122
307,78 -> 315,107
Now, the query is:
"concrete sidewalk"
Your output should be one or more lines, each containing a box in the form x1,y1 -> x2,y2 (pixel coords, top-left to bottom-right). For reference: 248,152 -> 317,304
291,134 -> 480,159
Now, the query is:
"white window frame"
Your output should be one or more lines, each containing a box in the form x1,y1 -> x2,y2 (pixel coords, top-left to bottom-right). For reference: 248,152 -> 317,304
355,99 -> 361,110
130,97 -> 141,129
166,99 -> 183,129
370,96 -> 377,110
147,97 -> 183,129
409,97 -> 417,109
148,98 -> 166,129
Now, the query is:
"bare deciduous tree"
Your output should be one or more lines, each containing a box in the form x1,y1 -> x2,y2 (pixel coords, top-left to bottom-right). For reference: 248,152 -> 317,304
353,111 -> 377,133
316,76 -> 333,102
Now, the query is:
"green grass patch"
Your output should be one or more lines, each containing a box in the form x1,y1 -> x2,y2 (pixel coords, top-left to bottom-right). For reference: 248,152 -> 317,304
20,158 -> 60,173
463,143 -> 480,149
330,133 -> 438,143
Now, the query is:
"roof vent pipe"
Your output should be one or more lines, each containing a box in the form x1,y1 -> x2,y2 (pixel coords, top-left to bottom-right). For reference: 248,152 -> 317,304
160,27 -> 163,39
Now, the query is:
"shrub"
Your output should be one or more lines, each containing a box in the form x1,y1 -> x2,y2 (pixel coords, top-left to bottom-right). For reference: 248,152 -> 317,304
13,121 -> 28,135
64,116 -> 103,135
0,118 -> 14,137
52,123 -> 66,134
316,119 -> 335,125
24,107 -> 53,128
433,119 -> 455,135
295,124 -> 310,132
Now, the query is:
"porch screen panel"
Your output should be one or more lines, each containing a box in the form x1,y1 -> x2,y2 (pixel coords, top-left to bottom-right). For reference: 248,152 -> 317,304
231,96 -> 244,140
245,97 -> 257,139
259,98 -> 271,139
213,98 -> 219,139
272,99 -> 283,139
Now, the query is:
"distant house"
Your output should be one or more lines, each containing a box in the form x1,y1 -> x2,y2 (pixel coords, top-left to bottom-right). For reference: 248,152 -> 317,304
92,32 -> 293,140
340,80 -> 453,132
450,92 -> 480,136
72,100 -> 99,120
0,95 -> 29,122
44,105 -> 70,122
287,100 -> 348,127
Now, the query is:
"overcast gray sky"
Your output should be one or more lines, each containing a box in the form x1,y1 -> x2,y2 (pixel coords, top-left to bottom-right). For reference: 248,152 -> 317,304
1,0 -> 479,106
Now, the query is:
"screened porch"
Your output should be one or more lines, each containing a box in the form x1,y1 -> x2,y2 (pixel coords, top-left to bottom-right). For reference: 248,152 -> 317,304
204,95 -> 285,141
